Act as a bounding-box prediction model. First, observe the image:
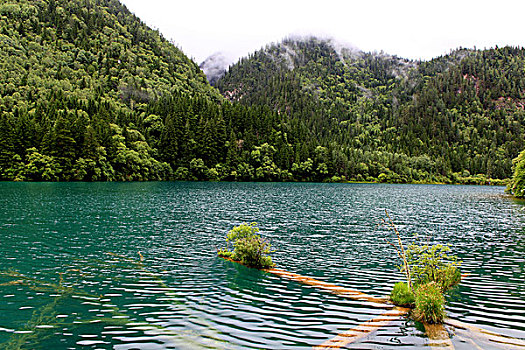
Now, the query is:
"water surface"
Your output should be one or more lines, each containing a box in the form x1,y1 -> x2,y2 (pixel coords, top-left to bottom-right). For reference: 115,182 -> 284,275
0,182 -> 524,349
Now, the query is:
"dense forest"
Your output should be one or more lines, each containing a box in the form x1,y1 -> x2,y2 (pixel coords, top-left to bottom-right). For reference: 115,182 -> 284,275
0,0 -> 524,186
216,37 -> 525,185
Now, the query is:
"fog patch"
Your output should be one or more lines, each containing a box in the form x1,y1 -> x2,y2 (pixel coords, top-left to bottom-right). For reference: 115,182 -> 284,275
200,52 -> 233,86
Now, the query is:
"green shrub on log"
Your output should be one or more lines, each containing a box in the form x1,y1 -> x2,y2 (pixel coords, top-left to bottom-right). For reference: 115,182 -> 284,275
383,211 -> 461,323
407,244 -> 461,293
218,223 -> 274,268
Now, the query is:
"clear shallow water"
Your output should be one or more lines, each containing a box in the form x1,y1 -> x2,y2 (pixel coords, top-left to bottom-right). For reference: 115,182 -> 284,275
0,182 -> 523,349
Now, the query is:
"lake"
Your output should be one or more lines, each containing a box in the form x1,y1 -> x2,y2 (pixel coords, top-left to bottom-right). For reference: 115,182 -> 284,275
0,182 -> 524,349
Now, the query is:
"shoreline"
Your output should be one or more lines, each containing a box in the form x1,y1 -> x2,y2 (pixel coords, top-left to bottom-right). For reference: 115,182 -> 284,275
1,179 -> 510,187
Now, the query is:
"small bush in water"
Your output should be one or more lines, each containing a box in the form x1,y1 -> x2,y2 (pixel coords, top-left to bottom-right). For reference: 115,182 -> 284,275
391,282 -> 415,307
382,211 -> 461,323
217,223 -> 274,268
413,282 -> 445,324
406,244 -> 461,293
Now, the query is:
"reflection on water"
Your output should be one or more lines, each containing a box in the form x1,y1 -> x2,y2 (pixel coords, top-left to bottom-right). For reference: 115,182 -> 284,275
0,182 -> 524,349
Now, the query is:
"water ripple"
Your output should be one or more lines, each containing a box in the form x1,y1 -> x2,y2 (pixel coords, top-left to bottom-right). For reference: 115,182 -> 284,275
0,182 -> 524,349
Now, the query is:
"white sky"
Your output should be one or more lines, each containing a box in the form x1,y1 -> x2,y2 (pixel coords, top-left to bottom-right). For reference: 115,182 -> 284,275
120,0 -> 525,65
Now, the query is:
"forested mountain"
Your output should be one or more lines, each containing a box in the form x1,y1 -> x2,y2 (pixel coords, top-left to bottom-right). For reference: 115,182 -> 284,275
216,37 -> 525,183
0,0 -> 325,182
0,1 -> 523,184
0,0 -> 221,181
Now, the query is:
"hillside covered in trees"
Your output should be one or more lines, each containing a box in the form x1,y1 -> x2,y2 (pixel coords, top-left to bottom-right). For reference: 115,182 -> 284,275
0,1 -> 523,184
216,37 -> 525,184
0,0 -> 222,181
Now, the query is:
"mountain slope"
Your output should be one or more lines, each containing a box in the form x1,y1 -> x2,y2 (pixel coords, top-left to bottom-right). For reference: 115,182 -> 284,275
0,0 -> 220,104
216,37 -> 525,182
0,0 -> 324,183
0,0 -> 223,181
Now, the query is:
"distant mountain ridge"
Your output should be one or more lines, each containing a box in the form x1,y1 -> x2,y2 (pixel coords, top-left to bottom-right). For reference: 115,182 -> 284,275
215,37 -> 525,181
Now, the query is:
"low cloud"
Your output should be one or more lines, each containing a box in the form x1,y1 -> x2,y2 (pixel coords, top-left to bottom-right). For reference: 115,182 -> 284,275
200,52 -> 233,86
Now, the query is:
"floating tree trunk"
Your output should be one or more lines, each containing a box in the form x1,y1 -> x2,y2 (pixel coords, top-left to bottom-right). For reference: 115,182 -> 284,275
313,307 -> 409,349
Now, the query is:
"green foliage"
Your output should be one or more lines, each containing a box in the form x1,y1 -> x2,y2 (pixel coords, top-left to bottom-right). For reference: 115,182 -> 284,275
413,282 -> 446,324
384,212 -> 460,323
218,223 -> 274,269
1,4 -> 523,184
0,0 -> 220,182
217,37 -> 525,183
15,147 -> 62,181
226,222 -> 260,242
507,148 -> 525,198
233,235 -> 273,268
406,244 -> 461,292
216,248 -> 233,259
391,282 -> 415,307
173,166 -> 190,181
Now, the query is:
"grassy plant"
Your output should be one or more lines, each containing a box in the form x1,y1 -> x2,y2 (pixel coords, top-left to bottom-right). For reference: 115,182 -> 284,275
413,282 -> 445,324
391,281 -> 415,307
218,223 -> 274,269
433,264 -> 462,292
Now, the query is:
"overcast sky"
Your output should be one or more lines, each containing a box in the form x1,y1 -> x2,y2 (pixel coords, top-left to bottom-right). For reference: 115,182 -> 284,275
120,0 -> 524,65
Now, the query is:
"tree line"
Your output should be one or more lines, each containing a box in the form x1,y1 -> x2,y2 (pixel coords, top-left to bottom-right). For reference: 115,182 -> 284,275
0,1 -> 522,185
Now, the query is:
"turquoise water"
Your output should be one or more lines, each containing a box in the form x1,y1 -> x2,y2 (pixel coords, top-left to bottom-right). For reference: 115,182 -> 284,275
0,182 -> 523,349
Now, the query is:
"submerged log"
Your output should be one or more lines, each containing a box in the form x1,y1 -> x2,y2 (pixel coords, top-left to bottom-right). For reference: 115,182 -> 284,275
445,318 -> 525,349
220,256 -> 390,305
313,307 -> 409,349
264,268 -> 390,306
219,257 -> 522,349
424,323 -> 455,350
